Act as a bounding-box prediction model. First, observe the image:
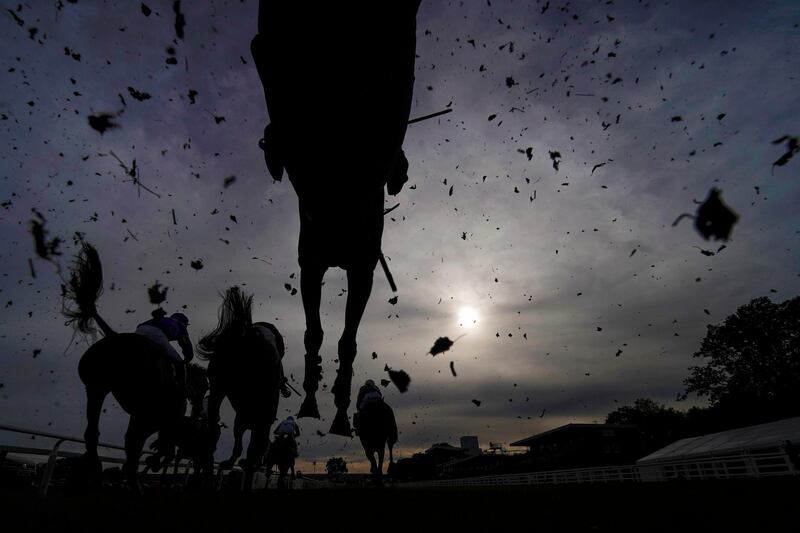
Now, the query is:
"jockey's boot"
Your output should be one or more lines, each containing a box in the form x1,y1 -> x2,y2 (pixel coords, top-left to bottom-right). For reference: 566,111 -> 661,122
298,353 -> 322,419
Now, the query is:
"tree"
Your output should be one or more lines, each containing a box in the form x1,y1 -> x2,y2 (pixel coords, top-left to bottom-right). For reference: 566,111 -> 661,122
325,457 -> 348,482
606,398 -> 686,454
682,296 -> 800,425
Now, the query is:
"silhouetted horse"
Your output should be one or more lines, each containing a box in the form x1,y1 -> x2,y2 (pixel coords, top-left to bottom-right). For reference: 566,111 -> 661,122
355,400 -> 398,484
251,1 -> 421,435
64,243 -> 200,491
198,287 -> 285,490
144,365 -> 215,488
265,435 -> 296,489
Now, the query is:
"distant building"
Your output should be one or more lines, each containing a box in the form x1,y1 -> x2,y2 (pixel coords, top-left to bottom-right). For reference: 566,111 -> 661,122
393,438 -> 480,481
440,451 -> 516,478
460,436 -> 480,456
424,442 -> 469,462
510,423 -> 642,470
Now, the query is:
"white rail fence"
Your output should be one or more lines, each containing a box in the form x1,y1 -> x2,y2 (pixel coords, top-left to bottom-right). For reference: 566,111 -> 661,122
5,423 -> 798,492
0,422 -> 155,497
1,423 -> 322,495
400,449 -> 798,488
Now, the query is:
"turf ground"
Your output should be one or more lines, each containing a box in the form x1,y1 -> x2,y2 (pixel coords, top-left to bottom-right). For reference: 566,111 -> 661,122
3,478 -> 800,532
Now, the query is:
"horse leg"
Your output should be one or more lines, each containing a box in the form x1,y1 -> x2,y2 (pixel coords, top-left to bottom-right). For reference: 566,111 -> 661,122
388,443 -> 395,477
376,446 -> 385,485
298,264 -> 326,419
124,416 -> 149,494
242,425 -> 267,491
330,267 -> 374,436
220,414 -> 245,469
172,454 -> 181,488
83,386 -> 106,482
366,450 -> 379,482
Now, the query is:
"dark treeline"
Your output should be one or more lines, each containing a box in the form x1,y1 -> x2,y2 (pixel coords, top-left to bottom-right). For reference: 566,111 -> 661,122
609,295 -> 800,455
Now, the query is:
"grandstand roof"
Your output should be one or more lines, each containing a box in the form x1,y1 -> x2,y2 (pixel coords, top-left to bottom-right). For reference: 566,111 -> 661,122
510,423 -> 638,447
637,416 -> 800,464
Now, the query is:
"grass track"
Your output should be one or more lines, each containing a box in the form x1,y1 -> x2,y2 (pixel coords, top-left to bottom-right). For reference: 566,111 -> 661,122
4,478 -> 800,532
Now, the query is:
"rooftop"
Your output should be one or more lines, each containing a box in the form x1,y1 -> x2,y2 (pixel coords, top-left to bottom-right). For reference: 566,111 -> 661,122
637,416 -> 800,464
510,423 -> 639,447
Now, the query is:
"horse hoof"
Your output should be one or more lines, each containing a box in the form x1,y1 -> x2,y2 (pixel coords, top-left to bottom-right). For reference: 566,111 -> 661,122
297,397 -> 320,419
328,411 -> 352,437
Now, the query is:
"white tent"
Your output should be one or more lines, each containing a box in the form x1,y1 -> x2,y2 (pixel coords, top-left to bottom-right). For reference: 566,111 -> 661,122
637,417 -> 800,481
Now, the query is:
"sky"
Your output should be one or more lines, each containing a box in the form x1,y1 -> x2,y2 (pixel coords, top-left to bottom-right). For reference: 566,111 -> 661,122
1,0 -> 799,473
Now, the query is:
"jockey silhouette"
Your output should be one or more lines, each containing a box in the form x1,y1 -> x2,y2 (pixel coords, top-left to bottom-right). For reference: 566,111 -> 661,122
353,379 -> 383,432
357,379 -> 383,411
135,309 -> 194,389
274,416 -> 300,458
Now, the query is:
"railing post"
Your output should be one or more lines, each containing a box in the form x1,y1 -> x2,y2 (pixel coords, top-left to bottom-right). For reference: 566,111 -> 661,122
38,438 -> 65,498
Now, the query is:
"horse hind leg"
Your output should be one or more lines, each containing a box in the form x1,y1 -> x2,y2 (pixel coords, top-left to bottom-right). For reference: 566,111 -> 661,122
366,450 -> 379,483
83,386 -> 106,481
242,425 -> 268,491
376,446 -> 386,485
124,416 -> 149,494
220,414 -> 245,469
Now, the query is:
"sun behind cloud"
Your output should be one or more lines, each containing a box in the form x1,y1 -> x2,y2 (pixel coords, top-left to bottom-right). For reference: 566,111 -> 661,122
457,306 -> 480,328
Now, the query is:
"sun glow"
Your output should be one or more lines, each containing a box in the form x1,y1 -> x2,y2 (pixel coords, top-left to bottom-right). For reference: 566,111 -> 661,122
457,306 -> 480,328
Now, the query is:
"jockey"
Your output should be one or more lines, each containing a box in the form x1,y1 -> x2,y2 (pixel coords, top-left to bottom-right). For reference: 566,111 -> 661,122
135,309 -> 194,389
357,379 -> 383,412
274,416 -> 300,458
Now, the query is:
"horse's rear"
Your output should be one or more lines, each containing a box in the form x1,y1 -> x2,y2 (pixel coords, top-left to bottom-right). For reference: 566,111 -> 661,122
358,401 -> 398,483
207,323 -> 283,484
266,435 -> 296,489
79,333 -> 185,486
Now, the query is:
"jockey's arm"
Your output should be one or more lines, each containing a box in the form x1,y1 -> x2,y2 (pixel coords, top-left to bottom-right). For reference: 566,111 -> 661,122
177,333 -> 194,363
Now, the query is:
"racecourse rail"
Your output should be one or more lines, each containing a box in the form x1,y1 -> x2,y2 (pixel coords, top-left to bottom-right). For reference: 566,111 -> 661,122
401,448 -> 799,487
3,423 -> 797,493
0,423 -> 329,494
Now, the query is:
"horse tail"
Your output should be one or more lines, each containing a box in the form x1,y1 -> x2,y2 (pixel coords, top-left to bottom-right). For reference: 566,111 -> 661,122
197,286 -> 253,360
62,241 -> 116,337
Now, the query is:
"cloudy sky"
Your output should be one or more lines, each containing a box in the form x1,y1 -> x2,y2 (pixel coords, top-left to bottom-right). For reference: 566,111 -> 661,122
1,0 -> 798,472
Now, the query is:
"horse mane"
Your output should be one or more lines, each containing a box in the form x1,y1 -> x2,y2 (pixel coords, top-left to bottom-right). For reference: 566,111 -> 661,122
197,286 -> 253,360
